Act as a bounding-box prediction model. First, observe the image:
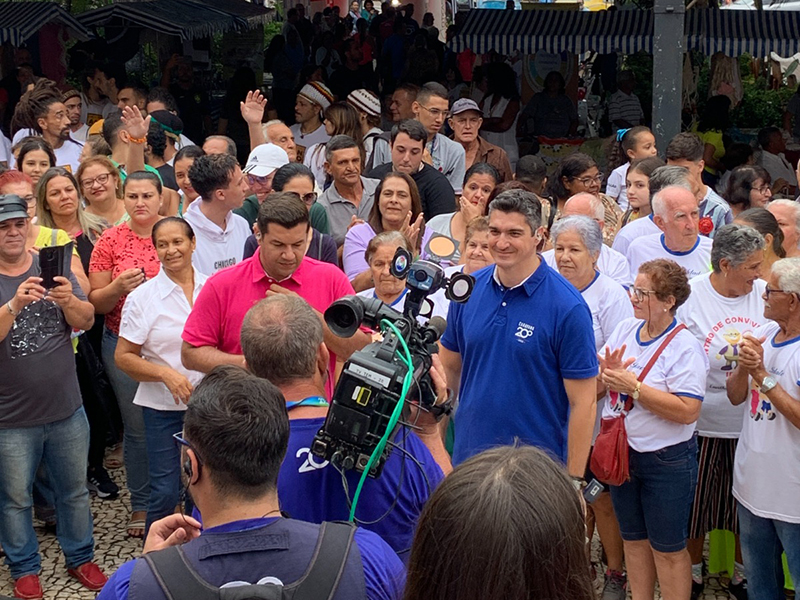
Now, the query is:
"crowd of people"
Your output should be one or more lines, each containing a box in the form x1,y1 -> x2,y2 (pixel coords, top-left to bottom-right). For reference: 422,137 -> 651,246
1,5 -> 800,600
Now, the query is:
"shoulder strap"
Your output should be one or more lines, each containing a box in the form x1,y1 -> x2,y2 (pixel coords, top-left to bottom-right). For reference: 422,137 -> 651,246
291,522 -> 357,600
638,323 -> 686,382
51,228 -> 58,246
144,546 -> 219,600
624,323 -> 686,412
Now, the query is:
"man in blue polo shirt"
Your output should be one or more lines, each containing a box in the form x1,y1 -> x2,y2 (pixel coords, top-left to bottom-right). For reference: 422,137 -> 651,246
440,189 -> 598,480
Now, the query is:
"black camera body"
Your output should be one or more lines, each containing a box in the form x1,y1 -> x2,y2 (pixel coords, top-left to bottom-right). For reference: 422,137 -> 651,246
311,247 -> 474,478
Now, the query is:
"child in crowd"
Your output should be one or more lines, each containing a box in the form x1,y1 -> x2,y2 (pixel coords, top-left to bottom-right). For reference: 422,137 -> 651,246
620,155 -> 664,228
605,126 -> 657,212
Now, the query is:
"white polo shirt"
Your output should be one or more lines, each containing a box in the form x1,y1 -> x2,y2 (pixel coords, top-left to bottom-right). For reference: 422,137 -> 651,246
119,268 -> 208,411
182,200 -> 252,276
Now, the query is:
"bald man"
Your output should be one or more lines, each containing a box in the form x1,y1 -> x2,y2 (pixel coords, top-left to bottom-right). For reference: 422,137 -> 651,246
543,193 -> 632,287
626,185 -> 713,280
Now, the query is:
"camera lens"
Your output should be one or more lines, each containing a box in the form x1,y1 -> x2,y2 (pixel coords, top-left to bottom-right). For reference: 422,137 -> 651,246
414,269 -> 428,282
324,296 -> 365,338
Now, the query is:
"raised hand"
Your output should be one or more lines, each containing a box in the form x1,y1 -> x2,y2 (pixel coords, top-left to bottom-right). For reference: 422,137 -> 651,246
121,105 -> 151,141
402,213 -> 424,249
240,90 -> 268,125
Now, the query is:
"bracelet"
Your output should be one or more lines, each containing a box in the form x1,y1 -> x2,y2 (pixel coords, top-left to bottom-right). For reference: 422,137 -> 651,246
6,300 -> 20,317
129,135 -> 147,145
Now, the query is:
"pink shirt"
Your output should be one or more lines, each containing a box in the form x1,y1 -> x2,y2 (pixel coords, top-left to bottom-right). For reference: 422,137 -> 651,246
89,222 -> 161,334
182,253 -> 355,398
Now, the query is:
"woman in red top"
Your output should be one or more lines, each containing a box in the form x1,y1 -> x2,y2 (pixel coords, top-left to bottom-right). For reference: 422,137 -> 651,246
88,171 -> 163,539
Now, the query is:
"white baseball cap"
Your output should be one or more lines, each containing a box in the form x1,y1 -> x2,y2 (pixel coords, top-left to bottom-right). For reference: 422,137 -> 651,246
244,143 -> 290,177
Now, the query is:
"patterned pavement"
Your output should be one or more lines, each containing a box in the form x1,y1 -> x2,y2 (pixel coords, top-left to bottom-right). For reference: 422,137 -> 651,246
0,465 -> 740,599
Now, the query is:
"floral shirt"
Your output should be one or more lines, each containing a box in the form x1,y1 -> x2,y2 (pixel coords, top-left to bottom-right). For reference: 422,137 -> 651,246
89,222 -> 160,334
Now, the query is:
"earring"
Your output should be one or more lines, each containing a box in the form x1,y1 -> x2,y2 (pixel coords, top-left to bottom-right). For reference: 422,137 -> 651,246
663,308 -> 667,312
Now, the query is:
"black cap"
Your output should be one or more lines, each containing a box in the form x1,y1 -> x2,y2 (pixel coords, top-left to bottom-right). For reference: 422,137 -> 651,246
149,110 -> 184,140
0,194 -> 30,223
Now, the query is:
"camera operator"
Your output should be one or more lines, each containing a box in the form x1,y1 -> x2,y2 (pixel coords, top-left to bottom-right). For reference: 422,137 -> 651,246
97,365 -> 405,600
240,294 -> 450,557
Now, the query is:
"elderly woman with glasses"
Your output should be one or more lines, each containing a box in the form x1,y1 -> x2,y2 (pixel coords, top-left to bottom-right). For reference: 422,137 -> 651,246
726,257 -> 800,600
723,165 -> 772,219
598,258 -> 709,600
678,224 -> 768,596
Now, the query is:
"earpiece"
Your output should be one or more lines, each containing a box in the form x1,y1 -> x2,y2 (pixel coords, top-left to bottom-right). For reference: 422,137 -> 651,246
183,457 -> 193,480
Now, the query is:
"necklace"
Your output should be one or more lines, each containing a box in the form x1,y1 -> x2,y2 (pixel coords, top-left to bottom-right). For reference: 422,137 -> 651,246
285,395 -> 329,410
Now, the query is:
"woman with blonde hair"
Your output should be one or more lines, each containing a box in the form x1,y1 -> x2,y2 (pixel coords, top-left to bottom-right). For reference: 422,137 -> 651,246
76,155 -> 128,227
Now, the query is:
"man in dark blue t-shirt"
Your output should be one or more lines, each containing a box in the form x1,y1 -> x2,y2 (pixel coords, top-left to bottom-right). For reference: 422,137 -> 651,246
440,189 -> 598,481
240,294 -> 450,559
98,366 -> 404,600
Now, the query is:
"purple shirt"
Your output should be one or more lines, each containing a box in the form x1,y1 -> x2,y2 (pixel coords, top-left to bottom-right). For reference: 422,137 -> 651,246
343,222 -> 377,281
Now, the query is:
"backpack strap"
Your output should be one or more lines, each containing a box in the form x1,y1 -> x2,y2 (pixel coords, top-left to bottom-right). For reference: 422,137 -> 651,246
290,522 -> 357,600
624,323 -> 686,411
51,228 -> 58,247
144,545 -> 221,600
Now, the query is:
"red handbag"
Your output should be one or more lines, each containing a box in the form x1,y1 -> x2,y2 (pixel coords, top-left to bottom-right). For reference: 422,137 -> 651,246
591,324 -> 686,486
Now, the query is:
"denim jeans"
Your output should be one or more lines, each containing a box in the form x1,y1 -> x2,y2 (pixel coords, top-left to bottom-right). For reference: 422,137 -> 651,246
738,502 -> 800,600
101,327 -> 149,513
0,408 -> 94,579
142,408 -> 185,533
609,436 -> 698,553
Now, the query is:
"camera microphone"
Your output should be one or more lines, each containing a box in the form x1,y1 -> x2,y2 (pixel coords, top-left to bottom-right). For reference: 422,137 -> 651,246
423,316 -> 447,344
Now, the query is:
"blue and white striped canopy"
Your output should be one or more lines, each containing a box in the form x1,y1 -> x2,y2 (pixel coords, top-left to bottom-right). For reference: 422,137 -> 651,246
450,8 -> 653,55
686,9 -> 800,57
0,1 -> 92,46
450,8 -> 800,58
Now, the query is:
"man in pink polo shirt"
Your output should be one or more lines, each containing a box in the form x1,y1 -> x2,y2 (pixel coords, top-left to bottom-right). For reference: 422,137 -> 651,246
181,192 -> 369,398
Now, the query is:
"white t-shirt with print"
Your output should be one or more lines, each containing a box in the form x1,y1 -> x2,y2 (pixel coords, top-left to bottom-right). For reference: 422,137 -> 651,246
291,123 -> 330,165
732,321 -> 800,523
626,233 -> 712,281
53,138 -> 84,174
543,244 -> 632,289
678,273 -> 767,438
606,162 -> 630,212
601,317 -> 709,452
182,200 -> 252,276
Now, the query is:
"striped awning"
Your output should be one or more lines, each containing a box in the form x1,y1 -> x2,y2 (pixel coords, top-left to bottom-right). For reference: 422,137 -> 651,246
449,9 -> 653,55
686,9 -> 800,57
190,0 -> 275,27
451,8 -> 800,58
0,1 -> 92,46
77,0 -> 256,40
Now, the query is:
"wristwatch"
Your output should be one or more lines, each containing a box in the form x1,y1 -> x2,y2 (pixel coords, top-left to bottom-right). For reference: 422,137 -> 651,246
631,381 -> 642,401
760,375 -> 778,394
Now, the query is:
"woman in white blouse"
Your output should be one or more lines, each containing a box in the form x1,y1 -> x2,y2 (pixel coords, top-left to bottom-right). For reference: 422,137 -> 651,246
551,215 -> 632,596
115,217 -> 207,534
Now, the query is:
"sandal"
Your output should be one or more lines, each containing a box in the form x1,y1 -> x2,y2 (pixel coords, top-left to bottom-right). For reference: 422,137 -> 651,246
104,444 -> 123,470
126,512 -> 146,538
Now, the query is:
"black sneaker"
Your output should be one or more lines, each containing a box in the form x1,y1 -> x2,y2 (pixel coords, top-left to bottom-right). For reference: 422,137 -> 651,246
87,466 -> 119,499
691,580 -> 705,600
727,579 -> 747,600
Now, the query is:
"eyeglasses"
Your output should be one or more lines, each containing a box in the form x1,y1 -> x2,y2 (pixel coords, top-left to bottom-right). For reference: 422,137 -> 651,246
418,105 -> 450,119
753,184 -> 771,195
572,174 -> 604,186
247,173 -> 273,186
629,287 -> 657,302
764,286 -> 798,300
80,172 -> 112,189
299,191 -> 317,206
